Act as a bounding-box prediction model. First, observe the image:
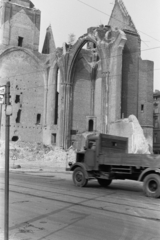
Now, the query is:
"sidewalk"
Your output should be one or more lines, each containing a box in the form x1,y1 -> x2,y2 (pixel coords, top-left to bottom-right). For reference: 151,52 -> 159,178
10,167 -> 73,180
0,162 -> 72,180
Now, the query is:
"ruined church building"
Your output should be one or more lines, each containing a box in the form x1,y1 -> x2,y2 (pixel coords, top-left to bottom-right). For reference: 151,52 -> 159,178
0,0 -> 153,149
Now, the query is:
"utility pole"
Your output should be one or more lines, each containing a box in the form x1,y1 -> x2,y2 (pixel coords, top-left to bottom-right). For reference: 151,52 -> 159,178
4,82 -> 11,240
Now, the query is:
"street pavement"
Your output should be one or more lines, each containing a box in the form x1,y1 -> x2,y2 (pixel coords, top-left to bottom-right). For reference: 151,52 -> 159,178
0,168 -> 160,240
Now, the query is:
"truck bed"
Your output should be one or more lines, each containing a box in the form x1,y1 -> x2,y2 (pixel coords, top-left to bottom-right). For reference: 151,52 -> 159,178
98,153 -> 160,168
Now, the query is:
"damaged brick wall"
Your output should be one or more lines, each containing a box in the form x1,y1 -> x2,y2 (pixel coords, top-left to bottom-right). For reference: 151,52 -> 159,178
0,50 -> 45,143
0,0 -> 40,51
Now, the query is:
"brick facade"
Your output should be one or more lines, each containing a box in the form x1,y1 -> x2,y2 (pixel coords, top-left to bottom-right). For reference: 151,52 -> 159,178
153,91 -> 160,154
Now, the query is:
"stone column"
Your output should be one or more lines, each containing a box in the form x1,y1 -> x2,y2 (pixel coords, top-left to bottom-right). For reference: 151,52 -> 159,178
97,41 -> 110,133
42,68 -> 51,145
42,69 -> 48,127
57,81 -> 66,147
57,53 -> 71,149
64,83 -> 72,149
90,63 -> 97,116
101,73 -> 107,133
55,51 -> 68,148
95,28 -> 126,133
46,63 -> 58,128
109,30 -> 126,123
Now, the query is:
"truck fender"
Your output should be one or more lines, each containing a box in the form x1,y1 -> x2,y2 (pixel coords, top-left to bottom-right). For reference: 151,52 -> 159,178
70,163 -> 89,179
138,168 -> 160,182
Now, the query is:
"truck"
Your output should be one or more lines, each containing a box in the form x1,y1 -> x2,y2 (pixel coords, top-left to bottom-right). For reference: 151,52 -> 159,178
70,133 -> 160,198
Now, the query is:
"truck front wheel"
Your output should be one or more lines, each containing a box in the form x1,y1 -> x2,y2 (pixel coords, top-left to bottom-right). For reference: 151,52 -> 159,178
73,167 -> 88,187
143,174 -> 160,198
98,179 -> 112,187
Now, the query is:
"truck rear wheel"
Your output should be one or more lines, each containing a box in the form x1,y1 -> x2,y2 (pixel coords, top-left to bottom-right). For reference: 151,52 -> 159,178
143,174 -> 160,198
98,179 -> 112,187
73,167 -> 88,187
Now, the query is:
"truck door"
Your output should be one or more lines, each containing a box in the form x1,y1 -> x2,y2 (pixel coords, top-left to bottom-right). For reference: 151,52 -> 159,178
85,140 -> 96,168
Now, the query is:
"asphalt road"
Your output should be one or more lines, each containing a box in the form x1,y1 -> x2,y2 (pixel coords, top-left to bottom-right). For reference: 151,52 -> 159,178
0,170 -> 160,240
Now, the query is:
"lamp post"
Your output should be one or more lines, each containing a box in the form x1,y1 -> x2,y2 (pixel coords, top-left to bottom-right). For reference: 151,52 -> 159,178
4,81 -> 12,240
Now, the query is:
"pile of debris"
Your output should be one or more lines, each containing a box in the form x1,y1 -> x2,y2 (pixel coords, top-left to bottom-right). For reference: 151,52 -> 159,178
0,140 -> 76,170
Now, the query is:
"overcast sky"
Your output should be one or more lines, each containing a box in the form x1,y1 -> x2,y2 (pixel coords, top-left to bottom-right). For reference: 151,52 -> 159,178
32,0 -> 160,90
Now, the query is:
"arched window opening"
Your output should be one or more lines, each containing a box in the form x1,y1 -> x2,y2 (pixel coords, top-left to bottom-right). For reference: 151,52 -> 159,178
54,69 -> 60,125
88,119 -> 94,132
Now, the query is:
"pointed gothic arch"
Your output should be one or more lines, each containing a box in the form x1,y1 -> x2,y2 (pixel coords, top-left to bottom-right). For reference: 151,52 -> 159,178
58,27 -> 126,149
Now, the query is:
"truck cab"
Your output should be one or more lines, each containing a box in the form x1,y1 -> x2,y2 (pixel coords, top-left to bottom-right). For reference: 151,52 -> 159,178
75,134 -> 128,170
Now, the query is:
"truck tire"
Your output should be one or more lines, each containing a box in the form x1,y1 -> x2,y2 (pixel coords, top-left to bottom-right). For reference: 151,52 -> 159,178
73,167 -> 88,187
143,174 -> 160,198
98,179 -> 112,187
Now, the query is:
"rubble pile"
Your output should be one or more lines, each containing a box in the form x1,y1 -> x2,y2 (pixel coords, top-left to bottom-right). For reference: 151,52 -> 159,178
0,140 -> 76,170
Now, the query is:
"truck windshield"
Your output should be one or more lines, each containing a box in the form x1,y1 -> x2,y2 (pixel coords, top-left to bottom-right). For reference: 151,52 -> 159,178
88,140 -> 96,150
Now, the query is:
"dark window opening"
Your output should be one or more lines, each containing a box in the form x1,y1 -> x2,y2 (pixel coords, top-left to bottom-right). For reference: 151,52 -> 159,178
51,134 -> 56,145
15,95 -> 20,103
121,47 -> 129,118
154,102 -> 158,107
88,119 -> 94,132
18,36 -> 23,47
54,69 -> 60,125
54,92 -> 59,124
154,116 -> 159,128
141,104 -> 144,112
154,150 -> 160,154
71,129 -> 77,135
16,109 -> 21,123
154,134 -> 158,143
112,142 -> 117,147
36,114 -> 41,125
12,136 -> 19,142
